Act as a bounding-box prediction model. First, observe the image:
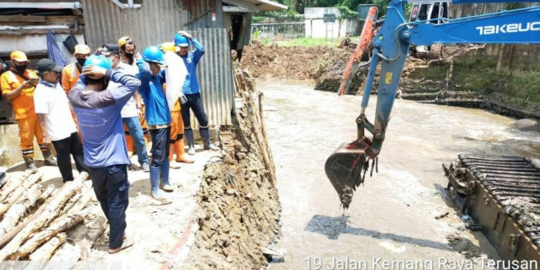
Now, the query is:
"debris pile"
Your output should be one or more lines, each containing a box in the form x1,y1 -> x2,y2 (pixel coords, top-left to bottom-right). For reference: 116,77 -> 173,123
502,197 -> 540,228
0,171 -> 103,266
182,69 -> 281,269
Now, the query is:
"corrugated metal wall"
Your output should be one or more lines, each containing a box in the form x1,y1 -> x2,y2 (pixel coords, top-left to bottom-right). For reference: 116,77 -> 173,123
81,0 -> 188,50
189,28 -> 234,128
81,1 -> 233,128
181,0 -> 224,30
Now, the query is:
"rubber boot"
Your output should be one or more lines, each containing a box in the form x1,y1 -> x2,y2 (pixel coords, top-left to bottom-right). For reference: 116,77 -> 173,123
175,140 -> 194,163
200,129 -> 219,151
23,156 -> 38,173
149,165 -> 165,200
160,159 -> 173,192
43,150 -> 58,166
185,129 -> 196,156
169,145 -> 181,169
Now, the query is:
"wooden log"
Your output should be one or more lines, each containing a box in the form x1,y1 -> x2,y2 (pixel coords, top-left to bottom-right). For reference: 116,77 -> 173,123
39,185 -> 55,203
16,214 -> 84,258
0,171 -> 31,203
0,184 -> 44,237
0,184 -> 56,249
0,180 -> 82,260
46,242 -> 81,268
0,174 -> 8,189
72,239 -> 91,270
85,216 -> 108,248
0,15 -> 46,23
0,172 -> 43,215
67,187 -> 94,215
60,192 -> 82,214
28,233 -> 67,261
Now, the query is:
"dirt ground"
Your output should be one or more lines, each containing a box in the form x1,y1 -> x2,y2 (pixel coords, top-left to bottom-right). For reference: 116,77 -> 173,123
181,74 -> 281,269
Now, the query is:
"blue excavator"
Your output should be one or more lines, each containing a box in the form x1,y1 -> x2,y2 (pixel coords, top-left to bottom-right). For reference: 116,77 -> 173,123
325,0 -> 540,209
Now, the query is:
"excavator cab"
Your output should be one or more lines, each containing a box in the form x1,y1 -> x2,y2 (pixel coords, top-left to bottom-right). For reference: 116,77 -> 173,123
409,1 -> 450,56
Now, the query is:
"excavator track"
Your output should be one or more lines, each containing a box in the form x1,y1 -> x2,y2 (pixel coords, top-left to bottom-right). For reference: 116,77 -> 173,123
444,154 -> 540,262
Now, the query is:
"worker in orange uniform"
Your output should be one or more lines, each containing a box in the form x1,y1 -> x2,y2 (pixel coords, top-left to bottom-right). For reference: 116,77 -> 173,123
161,42 -> 194,166
61,44 -> 91,136
118,36 -> 149,158
0,51 -> 57,172
61,44 -> 91,93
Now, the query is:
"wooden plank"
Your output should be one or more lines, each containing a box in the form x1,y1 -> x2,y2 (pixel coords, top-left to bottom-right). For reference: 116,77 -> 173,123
0,51 -> 48,58
0,16 -> 46,23
0,2 -> 82,9
0,28 -> 84,36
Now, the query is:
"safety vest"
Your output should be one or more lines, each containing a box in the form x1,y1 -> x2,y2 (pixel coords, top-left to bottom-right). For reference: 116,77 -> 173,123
61,63 -> 81,93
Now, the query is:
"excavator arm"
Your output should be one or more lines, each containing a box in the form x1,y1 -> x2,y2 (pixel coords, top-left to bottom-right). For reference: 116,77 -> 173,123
326,0 -> 540,209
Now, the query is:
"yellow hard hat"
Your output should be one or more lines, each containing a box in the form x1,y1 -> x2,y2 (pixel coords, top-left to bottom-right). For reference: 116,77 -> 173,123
118,36 -> 133,47
161,42 -> 178,52
74,44 -> 91,55
10,51 -> 29,63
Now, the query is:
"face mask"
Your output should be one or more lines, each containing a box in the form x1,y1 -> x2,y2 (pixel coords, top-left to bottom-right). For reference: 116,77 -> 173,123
76,58 -> 86,66
125,52 -> 134,60
14,65 -> 27,73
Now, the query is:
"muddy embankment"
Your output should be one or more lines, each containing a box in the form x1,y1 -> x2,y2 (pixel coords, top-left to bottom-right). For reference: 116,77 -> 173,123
182,70 -> 281,269
240,40 -> 540,119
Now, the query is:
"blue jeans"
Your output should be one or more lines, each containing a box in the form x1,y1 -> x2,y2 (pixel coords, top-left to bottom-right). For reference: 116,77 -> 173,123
123,117 -> 148,165
87,165 -> 130,249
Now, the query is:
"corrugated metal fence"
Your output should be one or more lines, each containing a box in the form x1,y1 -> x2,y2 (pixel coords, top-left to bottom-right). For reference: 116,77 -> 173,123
189,28 -> 234,128
82,0 -> 187,50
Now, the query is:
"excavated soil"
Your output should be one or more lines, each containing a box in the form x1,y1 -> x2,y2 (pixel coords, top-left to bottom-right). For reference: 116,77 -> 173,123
240,41 -> 539,119
241,41 -> 365,93
181,73 -> 281,269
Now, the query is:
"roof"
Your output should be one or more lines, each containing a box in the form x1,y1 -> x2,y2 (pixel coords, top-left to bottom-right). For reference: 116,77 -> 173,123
223,0 -> 288,12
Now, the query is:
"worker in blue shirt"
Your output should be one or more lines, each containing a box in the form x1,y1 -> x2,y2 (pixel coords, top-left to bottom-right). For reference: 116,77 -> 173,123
69,55 -> 140,254
136,46 -> 173,201
174,31 -> 219,155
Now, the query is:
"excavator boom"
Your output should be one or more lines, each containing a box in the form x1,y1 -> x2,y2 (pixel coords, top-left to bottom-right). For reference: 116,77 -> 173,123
326,0 -> 540,209
338,6 -> 378,96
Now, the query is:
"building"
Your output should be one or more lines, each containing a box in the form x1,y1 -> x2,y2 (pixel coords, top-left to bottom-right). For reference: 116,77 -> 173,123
0,0 -> 286,167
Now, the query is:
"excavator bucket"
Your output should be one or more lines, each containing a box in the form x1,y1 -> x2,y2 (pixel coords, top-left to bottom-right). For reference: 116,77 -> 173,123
325,139 -> 375,209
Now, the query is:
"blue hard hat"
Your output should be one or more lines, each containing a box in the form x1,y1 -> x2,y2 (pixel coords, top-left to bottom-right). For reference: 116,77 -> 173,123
142,46 -> 166,65
83,55 -> 112,70
174,33 -> 189,47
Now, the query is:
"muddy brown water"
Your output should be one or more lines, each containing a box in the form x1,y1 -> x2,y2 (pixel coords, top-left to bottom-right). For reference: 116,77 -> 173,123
261,81 -> 540,270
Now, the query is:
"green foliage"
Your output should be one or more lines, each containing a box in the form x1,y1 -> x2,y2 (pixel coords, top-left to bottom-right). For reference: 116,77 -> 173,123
253,28 -> 261,40
337,6 -> 359,20
372,0 -> 391,18
253,16 -> 266,23
261,37 -> 273,45
277,37 -> 341,47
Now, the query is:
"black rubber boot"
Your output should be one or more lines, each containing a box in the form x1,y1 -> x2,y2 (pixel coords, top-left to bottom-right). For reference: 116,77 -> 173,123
24,156 -> 38,173
43,150 -> 58,166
